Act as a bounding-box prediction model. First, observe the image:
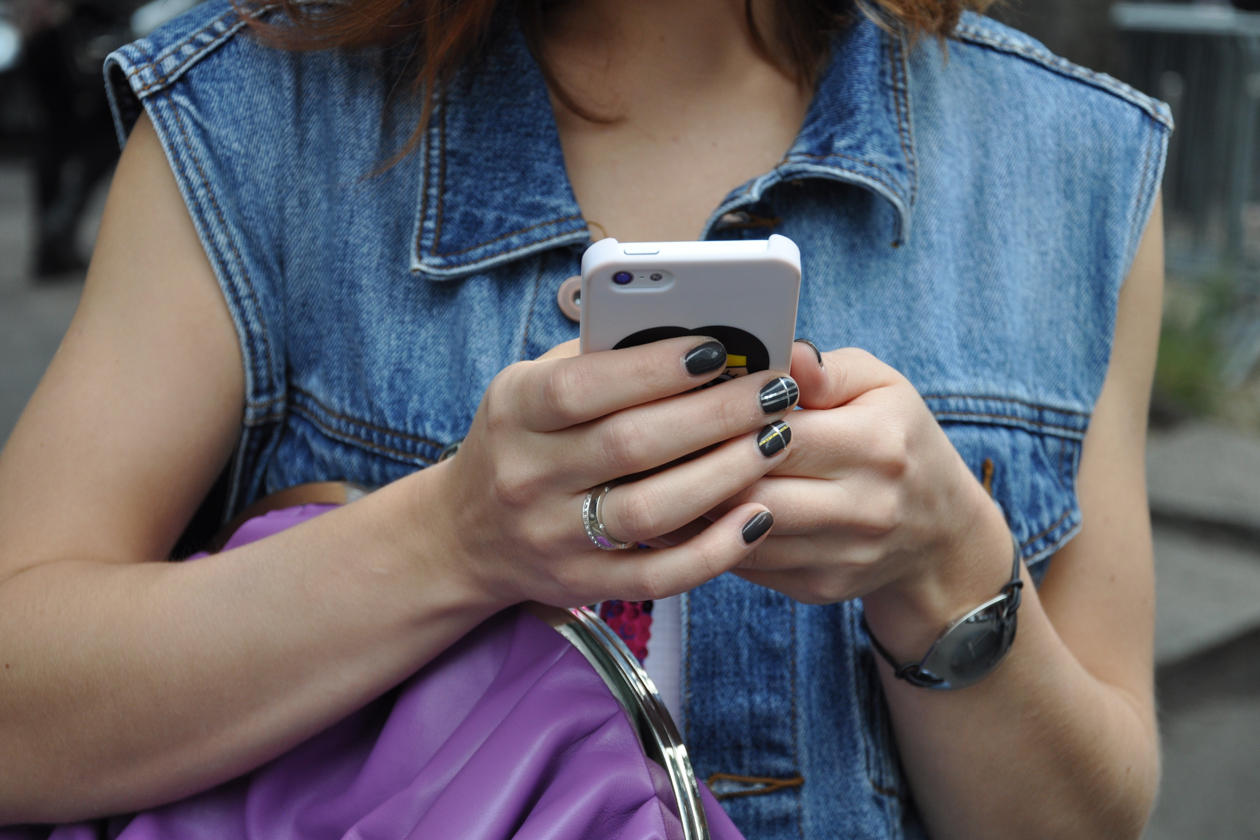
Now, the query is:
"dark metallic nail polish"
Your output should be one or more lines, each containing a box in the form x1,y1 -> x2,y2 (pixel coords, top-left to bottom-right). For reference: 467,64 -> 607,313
684,340 -> 727,376
794,338 -> 824,367
759,376 -> 800,415
741,510 -> 774,545
757,420 -> 792,458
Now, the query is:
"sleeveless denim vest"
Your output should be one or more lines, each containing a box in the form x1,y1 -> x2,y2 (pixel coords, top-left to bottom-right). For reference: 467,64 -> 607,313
106,6 -> 1169,838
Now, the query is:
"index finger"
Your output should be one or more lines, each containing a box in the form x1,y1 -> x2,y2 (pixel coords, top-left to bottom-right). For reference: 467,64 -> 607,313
516,336 -> 728,431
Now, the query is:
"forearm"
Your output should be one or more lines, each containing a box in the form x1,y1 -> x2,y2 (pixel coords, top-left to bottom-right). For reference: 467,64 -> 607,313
877,579 -> 1156,839
0,466 -> 502,824
861,508 -> 1158,840
869,199 -> 1163,840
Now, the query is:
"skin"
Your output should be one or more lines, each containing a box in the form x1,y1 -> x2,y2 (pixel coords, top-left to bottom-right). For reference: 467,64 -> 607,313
0,0 -> 1160,836
545,0 -> 812,241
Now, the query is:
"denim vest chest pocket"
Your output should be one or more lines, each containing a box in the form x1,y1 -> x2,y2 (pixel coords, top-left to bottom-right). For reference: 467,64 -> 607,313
933,397 -> 1086,564
264,251 -> 584,496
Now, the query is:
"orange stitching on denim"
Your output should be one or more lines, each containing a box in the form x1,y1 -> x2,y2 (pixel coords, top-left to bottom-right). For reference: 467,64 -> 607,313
244,409 -> 285,427
148,4 -> 249,64
706,773 -> 804,801
920,393 -> 1091,418
290,403 -> 437,465
932,410 -> 1079,436
245,393 -> 286,419
291,386 -> 445,450
164,89 -> 278,402
981,458 -> 994,496
131,10 -> 248,94
1022,508 -> 1073,548
132,12 -> 236,83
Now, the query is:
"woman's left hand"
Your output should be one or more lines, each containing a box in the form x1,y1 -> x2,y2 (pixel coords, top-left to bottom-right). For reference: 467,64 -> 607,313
716,342 -> 1016,633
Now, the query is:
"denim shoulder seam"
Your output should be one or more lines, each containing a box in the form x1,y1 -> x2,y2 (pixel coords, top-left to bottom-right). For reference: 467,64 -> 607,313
951,16 -> 1173,131
109,5 -> 261,101
136,8 -> 243,88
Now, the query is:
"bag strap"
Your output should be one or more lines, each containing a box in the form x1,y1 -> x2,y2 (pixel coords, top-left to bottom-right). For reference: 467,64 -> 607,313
205,481 -> 369,553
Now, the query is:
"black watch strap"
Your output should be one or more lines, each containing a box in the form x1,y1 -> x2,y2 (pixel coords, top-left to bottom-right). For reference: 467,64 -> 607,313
862,539 -> 1024,691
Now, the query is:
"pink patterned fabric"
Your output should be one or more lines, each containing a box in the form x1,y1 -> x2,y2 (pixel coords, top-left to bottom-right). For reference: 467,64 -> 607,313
600,600 -> 655,663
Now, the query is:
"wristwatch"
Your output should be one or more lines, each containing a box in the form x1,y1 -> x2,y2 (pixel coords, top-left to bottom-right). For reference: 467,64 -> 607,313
861,540 -> 1024,691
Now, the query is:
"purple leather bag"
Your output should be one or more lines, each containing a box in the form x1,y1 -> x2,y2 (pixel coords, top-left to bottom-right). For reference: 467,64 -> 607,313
3,505 -> 744,840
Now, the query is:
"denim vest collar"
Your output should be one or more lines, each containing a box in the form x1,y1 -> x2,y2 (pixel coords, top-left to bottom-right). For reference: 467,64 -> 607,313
411,15 -> 916,280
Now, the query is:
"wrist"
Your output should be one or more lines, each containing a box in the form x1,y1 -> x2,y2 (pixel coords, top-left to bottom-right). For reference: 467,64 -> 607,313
861,470 -> 1015,663
402,463 -> 513,616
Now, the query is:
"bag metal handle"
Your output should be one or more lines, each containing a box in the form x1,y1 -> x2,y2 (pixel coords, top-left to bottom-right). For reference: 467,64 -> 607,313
526,602 -> 711,840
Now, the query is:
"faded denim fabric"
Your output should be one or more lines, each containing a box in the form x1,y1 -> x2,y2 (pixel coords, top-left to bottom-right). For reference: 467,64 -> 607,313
106,5 -> 1169,838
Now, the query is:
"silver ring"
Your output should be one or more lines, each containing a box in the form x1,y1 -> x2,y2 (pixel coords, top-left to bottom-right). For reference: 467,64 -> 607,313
583,485 -> 634,550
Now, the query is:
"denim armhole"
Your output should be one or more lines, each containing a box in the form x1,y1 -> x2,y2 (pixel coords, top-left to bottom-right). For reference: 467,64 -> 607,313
104,0 -> 287,518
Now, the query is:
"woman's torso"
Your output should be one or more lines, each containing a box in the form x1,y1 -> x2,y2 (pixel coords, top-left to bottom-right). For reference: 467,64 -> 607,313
105,7 -> 1169,837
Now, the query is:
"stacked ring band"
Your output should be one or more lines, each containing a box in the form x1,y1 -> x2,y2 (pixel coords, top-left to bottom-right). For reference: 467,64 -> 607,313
583,485 -> 634,550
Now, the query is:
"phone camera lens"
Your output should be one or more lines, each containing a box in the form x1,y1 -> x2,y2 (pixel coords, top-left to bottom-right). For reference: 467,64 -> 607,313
650,272 -> 663,282
613,271 -> 633,285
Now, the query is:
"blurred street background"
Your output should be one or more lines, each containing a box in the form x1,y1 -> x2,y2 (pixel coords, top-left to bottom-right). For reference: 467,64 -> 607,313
1,0 -> 1260,836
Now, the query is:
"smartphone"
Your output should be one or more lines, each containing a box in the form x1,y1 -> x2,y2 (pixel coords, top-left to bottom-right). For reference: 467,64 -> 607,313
579,235 -> 802,379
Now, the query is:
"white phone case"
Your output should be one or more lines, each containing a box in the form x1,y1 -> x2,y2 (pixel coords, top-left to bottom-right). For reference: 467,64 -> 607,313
579,235 -> 802,376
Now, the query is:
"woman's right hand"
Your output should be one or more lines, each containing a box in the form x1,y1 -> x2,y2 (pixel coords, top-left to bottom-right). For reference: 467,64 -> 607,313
428,336 -> 800,609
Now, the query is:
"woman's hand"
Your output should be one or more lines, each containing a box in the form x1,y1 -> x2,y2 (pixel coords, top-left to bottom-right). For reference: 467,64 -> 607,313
725,342 -> 1015,650
425,336 -> 801,611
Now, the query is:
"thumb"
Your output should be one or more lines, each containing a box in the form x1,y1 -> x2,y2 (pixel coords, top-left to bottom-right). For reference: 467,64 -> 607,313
789,339 -> 828,406
792,344 -> 900,410
538,338 -> 580,361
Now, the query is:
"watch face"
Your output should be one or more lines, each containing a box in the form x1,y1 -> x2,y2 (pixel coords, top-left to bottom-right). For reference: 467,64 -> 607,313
919,602 -> 1016,690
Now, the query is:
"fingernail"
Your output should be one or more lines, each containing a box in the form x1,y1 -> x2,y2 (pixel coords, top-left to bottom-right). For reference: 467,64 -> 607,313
758,376 -> 800,414
795,338 -> 824,368
684,340 -> 727,376
757,420 -> 792,458
741,510 -> 774,545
